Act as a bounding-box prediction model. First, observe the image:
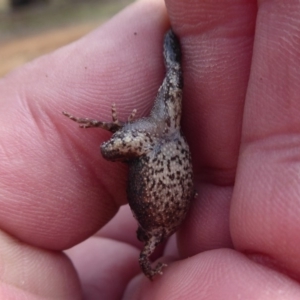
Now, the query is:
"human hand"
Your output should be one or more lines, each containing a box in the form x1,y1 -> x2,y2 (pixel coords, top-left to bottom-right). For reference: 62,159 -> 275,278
1,0 -> 300,299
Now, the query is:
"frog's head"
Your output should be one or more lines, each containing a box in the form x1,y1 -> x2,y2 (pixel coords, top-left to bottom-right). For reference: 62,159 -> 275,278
100,129 -> 148,162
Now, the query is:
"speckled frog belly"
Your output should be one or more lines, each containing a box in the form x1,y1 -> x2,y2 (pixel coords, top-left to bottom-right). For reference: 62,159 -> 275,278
127,134 -> 193,236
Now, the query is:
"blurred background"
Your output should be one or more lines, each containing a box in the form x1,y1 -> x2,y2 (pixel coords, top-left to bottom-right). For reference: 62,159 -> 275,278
0,0 -> 134,77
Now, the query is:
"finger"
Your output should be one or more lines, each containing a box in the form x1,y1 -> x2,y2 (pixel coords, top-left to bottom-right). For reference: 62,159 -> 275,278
0,0 -> 168,250
180,184 -> 233,253
166,0 -> 256,180
65,236 -> 139,299
97,204 -> 142,248
232,0 -> 300,279
164,0 -> 257,255
0,230 -> 80,299
124,249 -> 300,300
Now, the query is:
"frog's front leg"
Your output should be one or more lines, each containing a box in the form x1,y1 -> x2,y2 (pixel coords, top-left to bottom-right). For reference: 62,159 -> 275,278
62,104 -> 137,133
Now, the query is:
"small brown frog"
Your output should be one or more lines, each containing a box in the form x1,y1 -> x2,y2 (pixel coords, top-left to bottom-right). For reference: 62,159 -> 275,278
63,29 -> 194,280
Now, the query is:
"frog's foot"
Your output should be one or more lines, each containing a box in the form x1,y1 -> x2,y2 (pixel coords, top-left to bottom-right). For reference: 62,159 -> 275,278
152,261 -> 168,277
63,104 -> 137,132
139,255 -> 167,281
139,235 -> 167,280
62,110 -> 121,132
111,103 -> 137,123
127,108 -> 137,122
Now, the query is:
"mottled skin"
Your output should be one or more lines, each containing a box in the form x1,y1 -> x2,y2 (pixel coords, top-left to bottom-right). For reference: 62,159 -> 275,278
63,30 -> 194,280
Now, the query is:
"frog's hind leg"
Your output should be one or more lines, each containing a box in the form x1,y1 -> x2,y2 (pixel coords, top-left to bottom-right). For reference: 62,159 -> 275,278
139,235 -> 167,281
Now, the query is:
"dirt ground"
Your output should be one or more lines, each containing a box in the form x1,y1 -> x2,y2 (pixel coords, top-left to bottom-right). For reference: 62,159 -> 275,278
0,0 -> 133,78
0,21 -> 101,77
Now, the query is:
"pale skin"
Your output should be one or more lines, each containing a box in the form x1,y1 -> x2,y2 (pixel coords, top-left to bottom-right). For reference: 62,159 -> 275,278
1,0 -> 300,299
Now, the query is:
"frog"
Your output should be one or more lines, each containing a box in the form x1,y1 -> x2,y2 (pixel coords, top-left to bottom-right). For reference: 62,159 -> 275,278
63,29 -> 194,280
